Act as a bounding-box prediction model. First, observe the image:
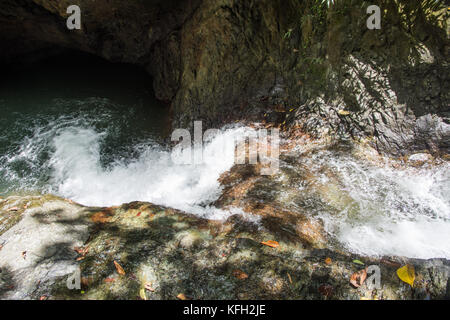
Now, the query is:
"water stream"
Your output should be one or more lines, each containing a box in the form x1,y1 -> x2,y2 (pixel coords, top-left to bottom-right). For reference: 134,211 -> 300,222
1,53 -> 449,259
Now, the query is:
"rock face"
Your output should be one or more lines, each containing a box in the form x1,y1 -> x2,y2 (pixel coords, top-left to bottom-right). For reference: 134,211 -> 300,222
1,195 -> 449,300
0,0 -> 448,155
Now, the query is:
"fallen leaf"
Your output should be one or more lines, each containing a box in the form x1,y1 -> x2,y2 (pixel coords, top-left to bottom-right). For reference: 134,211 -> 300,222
104,278 -> 115,283
7,207 -> 19,212
139,288 -> 147,300
144,283 -> 155,292
350,268 -> 368,288
23,204 -> 28,209
76,256 -> 85,261
177,293 -> 189,300
114,260 -> 126,276
39,296 -> 47,300
397,264 -> 415,287
381,258 -> 401,268
325,257 -> 332,265
74,246 -> 89,256
261,240 -> 279,248
136,212 -> 142,217
232,269 -> 249,280
360,268 -> 367,285
287,273 -> 293,284
91,209 -> 114,224
353,259 -> 365,265
338,110 -> 350,116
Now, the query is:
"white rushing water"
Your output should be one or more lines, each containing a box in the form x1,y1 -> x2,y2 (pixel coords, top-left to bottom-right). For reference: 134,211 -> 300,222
47,125 -> 254,220
0,109 -> 255,220
1,110 -> 449,258
293,150 -> 450,259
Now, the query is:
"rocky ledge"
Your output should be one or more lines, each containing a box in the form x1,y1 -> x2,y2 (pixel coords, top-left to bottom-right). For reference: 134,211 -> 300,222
1,1 -> 448,156
0,194 -> 448,300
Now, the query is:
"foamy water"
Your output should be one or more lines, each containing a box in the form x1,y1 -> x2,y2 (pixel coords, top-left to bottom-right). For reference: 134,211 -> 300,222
289,150 -> 450,259
48,125 -> 257,220
0,108 -> 257,220
1,106 -> 449,258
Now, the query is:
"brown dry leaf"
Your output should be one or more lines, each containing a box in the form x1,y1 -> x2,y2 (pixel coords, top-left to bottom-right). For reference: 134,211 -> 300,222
76,256 -> 85,261
104,278 -> 116,283
91,208 -> 114,224
287,273 -> 293,285
350,268 -> 368,288
144,283 -> 155,292
114,260 -> 126,276
232,269 -> 249,280
177,293 -> 189,300
325,257 -> 332,265
350,273 -> 359,288
381,259 -> 401,268
359,268 -> 367,286
7,207 -> 19,212
39,296 -> 47,300
261,240 -> 279,248
74,246 -> 89,256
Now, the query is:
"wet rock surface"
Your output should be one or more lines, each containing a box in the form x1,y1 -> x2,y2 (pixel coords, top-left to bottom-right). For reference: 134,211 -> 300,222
0,1 -> 448,157
0,195 -> 448,300
0,1 -> 448,301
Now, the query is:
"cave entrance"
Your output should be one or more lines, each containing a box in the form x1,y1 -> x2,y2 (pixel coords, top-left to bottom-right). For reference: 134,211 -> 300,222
0,50 -> 172,142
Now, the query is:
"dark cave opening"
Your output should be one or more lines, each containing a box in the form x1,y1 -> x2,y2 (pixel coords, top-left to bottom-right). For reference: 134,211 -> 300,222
0,49 -> 172,134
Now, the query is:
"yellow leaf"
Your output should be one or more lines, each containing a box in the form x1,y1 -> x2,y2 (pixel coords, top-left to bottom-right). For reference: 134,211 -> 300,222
113,260 -> 126,276
139,288 -> 147,300
338,110 -> 350,116
177,293 -> 188,300
261,240 -> 279,248
397,264 -> 415,287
